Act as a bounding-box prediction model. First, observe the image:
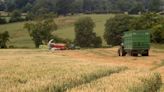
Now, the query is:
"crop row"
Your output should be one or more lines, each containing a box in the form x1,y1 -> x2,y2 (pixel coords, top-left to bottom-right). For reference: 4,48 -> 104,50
68,70 -> 162,92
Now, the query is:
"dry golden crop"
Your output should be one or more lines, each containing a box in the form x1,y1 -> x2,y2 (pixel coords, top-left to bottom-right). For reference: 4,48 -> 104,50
68,70 -> 162,92
0,63 -> 127,92
0,49 -> 127,92
0,49 -> 163,92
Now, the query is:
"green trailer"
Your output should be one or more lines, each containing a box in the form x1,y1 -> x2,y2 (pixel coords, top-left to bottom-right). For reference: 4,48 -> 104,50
118,31 -> 150,56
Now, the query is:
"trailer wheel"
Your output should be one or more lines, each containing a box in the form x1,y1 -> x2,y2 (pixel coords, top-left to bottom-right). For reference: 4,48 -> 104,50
118,47 -> 126,56
133,53 -> 138,56
122,50 -> 127,56
142,50 -> 149,56
131,51 -> 138,56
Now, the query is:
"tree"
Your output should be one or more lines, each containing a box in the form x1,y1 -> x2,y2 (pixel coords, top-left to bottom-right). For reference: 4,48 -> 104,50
32,0 -> 54,16
104,13 -> 164,45
0,1 -> 5,11
24,19 -> 57,48
104,14 -> 133,46
2,0 -> 163,15
147,0 -> 161,12
92,36 -> 102,48
74,17 -> 102,47
70,0 -> 83,14
15,0 -> 29,9
56,0 -> 75,15
9,10 -> 24,23
25,12 -> 35,21
4,0 -> 16,12
129,1 -> 145,14
0,31 -> 10,48
0,17 -> 7,24
130,13 -> 161,30
151,24 -> 164,43
3,0 -> 35,12
23,3 -> 33,12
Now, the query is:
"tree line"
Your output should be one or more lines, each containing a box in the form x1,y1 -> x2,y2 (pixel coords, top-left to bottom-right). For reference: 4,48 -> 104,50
0,10 -> 29,24
104,13 -> 164,46
23,13 -> 164,48
1,13 -> 164,48
0,0 -> 163,15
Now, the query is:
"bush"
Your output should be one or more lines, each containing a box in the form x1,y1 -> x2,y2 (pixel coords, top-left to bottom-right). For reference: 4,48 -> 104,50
0,31 -> 10,48
25,12 -> 34,21
0,17 -> 7,24
74,17 -> 102,48
9,17 -> 24,23
104,14 -> 133,46
92,36 -> 102,48
151,24 -> 164,43
9,10 -> 25,23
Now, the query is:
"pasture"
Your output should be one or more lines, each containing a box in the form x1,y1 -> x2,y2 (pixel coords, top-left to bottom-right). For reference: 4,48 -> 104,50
0,14 -> 114,48
0,47 -> 164,92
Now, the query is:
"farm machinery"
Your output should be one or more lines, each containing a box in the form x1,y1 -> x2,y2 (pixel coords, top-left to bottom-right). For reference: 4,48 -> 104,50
48,39 -> 80,50
48,39 -> 66,50
118,31 -> 150,56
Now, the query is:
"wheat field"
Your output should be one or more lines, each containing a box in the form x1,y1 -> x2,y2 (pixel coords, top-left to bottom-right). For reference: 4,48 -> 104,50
0,49 -> 163,92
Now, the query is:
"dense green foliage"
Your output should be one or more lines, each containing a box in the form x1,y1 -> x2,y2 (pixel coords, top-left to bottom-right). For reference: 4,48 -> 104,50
132,13 -> 164,43
104,15 -> 133,46
130,13 -> 162,30
0,31 -> 10,48
0,17 -> 7,24
9,10 -> 25,23
0,0 -> 163,15
74,17 -> 102,47
104,13 -> 164,46
152,23 -> 164,43
0,13 -> 164,48
24,19 -> 57,48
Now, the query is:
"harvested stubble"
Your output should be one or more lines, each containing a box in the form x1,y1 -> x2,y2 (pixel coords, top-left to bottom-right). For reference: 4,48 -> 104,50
0,59 -> 127,92
68,70 -> 162,92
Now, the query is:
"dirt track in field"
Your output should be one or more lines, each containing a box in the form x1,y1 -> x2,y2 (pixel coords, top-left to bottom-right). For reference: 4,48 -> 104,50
53,48 -> 163,68
53,47 -> 164,82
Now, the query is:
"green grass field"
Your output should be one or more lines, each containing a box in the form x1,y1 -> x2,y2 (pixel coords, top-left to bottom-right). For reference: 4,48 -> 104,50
0,22 -> 34,48
0,14 -> 114,48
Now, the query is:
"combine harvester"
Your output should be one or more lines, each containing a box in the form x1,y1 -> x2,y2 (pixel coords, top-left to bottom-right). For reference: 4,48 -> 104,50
118,30 -> 150,56
48,39 -> 66,50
